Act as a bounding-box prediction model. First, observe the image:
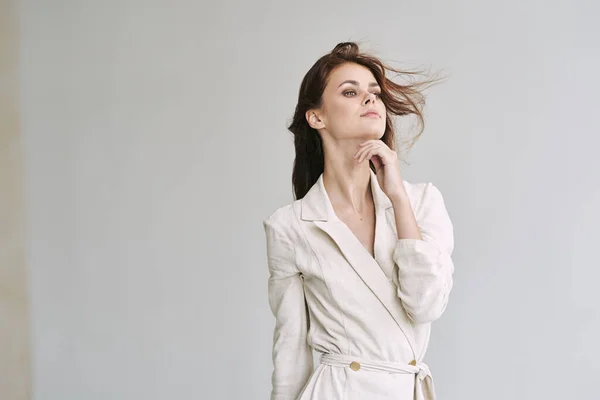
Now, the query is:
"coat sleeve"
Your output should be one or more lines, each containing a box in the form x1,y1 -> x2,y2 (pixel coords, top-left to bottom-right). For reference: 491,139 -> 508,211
393,182 -> 455,324
263,216 -> 313,400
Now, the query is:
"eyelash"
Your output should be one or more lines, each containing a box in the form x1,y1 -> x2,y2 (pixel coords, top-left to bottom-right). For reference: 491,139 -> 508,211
343,90 -> 382,98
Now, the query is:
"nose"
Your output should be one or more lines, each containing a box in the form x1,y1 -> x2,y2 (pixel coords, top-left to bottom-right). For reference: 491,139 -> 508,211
364,91 -> 377,105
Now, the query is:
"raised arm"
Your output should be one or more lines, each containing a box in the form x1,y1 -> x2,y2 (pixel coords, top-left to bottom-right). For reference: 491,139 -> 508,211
392,183 -> 455,324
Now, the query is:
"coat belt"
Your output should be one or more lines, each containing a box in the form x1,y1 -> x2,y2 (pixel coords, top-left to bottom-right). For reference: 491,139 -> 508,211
319,353 -> 436,400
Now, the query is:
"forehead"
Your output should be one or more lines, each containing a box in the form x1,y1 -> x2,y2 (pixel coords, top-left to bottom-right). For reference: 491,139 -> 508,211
327,63 -> 377,87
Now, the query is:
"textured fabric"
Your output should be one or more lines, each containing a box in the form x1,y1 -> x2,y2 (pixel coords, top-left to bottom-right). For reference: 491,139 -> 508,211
319,353 -> 435,400
263,169 -> 455,400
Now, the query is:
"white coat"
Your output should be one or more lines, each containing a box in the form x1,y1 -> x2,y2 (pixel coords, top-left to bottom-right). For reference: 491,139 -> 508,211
263,168 -> 455,400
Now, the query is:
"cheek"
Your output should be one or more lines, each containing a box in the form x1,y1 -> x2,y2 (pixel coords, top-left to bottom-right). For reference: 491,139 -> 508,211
332,99 -> 358,118
323,101 -> 351,127
327,98 -> 345,114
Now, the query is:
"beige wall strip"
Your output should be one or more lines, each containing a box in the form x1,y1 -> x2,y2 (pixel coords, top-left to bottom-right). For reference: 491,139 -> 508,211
0,1 -> 32,399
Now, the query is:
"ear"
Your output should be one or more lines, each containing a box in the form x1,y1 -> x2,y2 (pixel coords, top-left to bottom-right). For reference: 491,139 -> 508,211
305,109 -> 325,130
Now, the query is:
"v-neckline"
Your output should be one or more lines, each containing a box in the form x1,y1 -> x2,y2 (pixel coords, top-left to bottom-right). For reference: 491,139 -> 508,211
334,198 -> 380,265
325,171 -> 383,264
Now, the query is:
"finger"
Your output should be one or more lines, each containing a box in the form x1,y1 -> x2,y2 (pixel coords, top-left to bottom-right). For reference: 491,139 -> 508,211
363,140 -> 383,163
355,143 -> 377,161
371,157 -> 382,170
358,140 -> 376,147
354,143 -> 374,159
364,145 -> 391,164
360,146 -> 381,163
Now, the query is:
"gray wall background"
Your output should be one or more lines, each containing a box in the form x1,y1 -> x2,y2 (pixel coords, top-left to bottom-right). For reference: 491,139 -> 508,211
17,0 -> 599,399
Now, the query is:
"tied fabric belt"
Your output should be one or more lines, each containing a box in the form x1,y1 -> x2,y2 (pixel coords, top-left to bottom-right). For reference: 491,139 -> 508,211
319,353 -> 436,400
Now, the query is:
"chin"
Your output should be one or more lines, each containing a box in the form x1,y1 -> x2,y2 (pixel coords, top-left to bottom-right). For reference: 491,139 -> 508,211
359,122 -> 385,137
365,128 -> 385,139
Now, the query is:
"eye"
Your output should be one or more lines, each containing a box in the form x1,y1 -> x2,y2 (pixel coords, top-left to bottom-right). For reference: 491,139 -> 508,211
342,90 -> 382,98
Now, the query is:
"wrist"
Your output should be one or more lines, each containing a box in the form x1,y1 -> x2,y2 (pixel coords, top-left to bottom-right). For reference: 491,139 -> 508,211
389,190 -> 409,205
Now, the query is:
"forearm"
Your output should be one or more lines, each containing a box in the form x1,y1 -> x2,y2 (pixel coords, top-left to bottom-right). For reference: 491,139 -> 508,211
390,183 -> 455,323
390,191 -> 422,241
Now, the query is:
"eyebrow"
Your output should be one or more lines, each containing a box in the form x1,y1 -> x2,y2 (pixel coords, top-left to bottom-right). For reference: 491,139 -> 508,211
337,80 -> 380,88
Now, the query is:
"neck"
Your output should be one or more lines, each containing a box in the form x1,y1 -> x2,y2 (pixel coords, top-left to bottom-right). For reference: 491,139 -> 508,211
322,161 -> 373,215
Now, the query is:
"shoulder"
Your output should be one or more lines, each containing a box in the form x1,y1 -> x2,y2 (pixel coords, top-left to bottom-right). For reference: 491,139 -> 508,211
402,180 -> 454,253
263,199 -> 300,225
262,201 -> 304,265
401,180 -> 429,200
401,180 -> 448,215
262,199 -> 303,237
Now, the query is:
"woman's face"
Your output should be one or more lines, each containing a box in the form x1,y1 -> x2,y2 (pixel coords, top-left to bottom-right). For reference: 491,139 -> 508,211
307,62 -> 387,141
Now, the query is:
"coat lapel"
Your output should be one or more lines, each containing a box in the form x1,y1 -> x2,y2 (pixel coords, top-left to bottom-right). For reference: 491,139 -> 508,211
300,168 -> 417,355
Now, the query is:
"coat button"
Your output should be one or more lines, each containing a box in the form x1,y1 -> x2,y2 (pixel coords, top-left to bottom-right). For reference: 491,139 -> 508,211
409,359 -> 417,366
349,361 -> 361,371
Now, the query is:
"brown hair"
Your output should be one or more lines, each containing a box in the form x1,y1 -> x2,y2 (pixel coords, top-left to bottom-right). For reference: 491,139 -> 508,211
288,41 -> 447,200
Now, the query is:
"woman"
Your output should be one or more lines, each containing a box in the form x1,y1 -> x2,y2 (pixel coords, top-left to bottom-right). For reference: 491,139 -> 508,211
263,42 -> 455,400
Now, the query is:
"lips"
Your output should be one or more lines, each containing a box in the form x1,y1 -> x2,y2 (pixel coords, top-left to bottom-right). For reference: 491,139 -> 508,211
361,111 -> 380,118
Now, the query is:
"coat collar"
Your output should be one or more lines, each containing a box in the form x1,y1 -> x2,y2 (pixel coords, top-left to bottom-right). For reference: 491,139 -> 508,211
300,168 -> 417,355
301,168 -> 392,222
